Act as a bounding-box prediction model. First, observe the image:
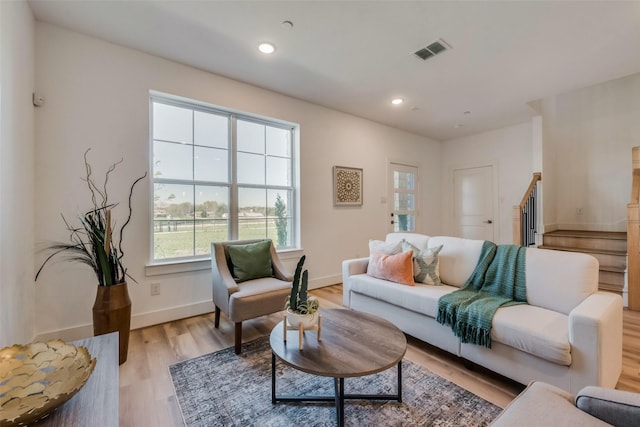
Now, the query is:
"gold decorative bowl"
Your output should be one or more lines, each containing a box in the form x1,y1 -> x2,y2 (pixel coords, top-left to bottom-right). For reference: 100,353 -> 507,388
0,339 -> 96,426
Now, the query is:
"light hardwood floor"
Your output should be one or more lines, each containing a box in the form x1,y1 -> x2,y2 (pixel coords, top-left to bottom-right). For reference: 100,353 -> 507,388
119,285 -> 640,426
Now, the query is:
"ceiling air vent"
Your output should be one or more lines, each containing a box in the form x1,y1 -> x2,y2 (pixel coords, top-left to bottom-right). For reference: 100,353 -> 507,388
414,38 -> 451,61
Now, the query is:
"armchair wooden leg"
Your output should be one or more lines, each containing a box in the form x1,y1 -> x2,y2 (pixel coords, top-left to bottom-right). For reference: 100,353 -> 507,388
214,306 -> 221,328
234,322 -> 242,355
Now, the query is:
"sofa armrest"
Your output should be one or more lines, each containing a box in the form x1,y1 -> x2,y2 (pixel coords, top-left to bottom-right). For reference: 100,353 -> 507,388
576,386 -> 640,427
342,257 -> 369,307
269,244 -> 293,282
568,292 -> 623,393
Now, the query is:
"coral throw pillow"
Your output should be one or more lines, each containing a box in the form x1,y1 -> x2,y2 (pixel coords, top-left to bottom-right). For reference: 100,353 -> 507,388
366,251 -> 415,286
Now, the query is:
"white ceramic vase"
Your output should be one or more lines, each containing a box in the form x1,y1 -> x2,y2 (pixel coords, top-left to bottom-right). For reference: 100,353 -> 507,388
286,309 -> 319,329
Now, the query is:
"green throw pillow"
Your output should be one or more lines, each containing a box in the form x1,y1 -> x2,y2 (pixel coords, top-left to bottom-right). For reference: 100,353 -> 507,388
227,240 -> 273,282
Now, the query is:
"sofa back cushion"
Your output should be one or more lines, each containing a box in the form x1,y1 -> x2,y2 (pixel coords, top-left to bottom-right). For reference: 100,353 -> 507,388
428,236 -> 484,288
385,232 -> 430,251
525,248 -> 598,314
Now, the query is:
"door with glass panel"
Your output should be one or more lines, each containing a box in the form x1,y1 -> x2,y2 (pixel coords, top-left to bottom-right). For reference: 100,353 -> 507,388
388,163 -> 419,232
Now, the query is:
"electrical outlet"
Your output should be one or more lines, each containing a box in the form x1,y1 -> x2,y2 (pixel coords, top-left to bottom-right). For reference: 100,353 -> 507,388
150,282 -> 160,296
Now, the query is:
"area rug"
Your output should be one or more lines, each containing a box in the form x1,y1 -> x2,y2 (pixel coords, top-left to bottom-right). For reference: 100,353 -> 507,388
169,337 -> 501,426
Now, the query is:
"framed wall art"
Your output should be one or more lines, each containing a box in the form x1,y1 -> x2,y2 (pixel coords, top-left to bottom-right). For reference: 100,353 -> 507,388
333,166 -> 363,206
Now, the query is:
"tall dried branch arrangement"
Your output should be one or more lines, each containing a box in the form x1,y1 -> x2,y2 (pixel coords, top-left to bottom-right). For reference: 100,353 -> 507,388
36,149 -> 147,286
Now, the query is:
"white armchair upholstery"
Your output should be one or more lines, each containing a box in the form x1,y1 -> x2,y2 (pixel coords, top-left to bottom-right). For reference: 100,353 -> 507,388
211,239 -> 292,354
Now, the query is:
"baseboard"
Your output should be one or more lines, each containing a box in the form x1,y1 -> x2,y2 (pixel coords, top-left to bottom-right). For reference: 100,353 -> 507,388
34,277 -> 341,342
35,324 -> 94,343
309,274 -> 342,289
130,300 -> 216,330
34,300 -> 216,342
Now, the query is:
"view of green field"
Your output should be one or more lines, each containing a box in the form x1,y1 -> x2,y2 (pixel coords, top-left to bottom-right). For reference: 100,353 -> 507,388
153,218 -> 288,259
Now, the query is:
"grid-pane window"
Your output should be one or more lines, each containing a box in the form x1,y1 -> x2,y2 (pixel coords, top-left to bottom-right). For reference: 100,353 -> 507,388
151,96 -> 296,261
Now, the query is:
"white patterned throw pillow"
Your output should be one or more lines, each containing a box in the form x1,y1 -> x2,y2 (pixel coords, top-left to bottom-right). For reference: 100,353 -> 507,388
402,240 -> 443,286
369,239 -> 402,256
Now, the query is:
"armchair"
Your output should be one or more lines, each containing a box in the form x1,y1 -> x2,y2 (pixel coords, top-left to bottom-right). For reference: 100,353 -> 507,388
492,381 -> 640,426
211,239 -> 293,354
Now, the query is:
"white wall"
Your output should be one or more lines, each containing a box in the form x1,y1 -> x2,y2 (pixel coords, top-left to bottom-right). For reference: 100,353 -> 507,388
540,99 -> 558,232
441,122 -> 533,244
542,72 -> 640,231
34,23 -> 442,340
0,0 -> 36,346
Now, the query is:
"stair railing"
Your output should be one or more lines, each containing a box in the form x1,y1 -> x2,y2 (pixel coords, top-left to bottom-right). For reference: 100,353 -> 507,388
513,173 -> 542,247
627,147 -> 640,310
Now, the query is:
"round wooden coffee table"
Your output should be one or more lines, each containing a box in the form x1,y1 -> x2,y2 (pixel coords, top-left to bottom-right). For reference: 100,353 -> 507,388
270,308 -> 407,426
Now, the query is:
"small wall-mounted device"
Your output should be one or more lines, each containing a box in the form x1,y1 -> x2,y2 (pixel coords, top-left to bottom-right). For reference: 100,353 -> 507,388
32,92 -> 45,107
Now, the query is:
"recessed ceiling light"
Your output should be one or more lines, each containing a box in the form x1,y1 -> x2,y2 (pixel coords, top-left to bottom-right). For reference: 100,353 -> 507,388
281,20 -> 294,29
391,98 -> 404,105
463,110 -> 471,115
454,124 -> 464,129
258,42 -> 276,54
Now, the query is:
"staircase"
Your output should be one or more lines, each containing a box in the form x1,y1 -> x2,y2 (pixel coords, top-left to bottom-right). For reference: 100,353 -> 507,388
540,230 -> 627,295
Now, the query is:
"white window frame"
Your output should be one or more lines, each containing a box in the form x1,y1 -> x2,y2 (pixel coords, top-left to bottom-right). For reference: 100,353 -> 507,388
146,91 -> 301,273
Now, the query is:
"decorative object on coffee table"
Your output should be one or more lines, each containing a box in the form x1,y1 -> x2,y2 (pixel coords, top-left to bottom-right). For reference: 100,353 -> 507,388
333,166 -> 363,206
35,149 -> 146,365
0,340 -> 96,426
283,315 -> 322,351
271,309 -> 407,427
283,256 -> 320,349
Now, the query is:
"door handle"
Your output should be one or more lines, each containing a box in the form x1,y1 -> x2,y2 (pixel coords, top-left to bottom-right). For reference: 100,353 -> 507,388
484,220 -> 493,224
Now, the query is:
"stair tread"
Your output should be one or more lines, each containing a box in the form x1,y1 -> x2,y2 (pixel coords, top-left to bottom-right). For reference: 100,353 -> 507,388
538,245 -> 626,256
544,230 -> 627,240
599,283 -> 624,292
600,265 -> 626,273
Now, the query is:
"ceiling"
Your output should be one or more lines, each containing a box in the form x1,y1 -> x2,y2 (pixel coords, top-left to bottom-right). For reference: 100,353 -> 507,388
27,1 -> 640,141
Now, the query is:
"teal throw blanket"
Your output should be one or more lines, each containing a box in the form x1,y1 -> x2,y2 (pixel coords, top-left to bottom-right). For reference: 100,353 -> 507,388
436,241 -> 527,348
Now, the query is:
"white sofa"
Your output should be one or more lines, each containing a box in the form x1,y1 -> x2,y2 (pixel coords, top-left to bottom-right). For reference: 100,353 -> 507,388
342,233 -> 623,394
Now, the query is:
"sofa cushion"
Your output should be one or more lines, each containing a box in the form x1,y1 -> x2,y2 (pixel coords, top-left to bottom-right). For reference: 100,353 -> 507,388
349,273 -> 458,318
385,232 -> 430,251
428,236 -> 484,288
525,248 -> 599,315
366,251 -> 415,286
492,304 -> 571,365
228,277 -> 292,322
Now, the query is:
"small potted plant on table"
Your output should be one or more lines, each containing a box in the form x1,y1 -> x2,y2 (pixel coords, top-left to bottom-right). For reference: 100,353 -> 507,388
284,255 -> 319,328
284,256 -> 321,349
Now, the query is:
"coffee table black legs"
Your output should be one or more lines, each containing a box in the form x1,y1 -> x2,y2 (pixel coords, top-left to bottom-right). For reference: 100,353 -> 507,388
271,351 -> 276,404
334,378 -> 344,426
272,351 -> 402,426
398,360 -> 403,403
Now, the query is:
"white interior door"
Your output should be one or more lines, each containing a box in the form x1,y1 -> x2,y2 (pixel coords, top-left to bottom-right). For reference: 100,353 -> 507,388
388,163 -> 419,232
453,166 -> 494,240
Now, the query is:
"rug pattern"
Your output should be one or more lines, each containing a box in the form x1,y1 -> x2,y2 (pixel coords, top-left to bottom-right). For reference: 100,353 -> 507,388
169,337 -> 501,426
